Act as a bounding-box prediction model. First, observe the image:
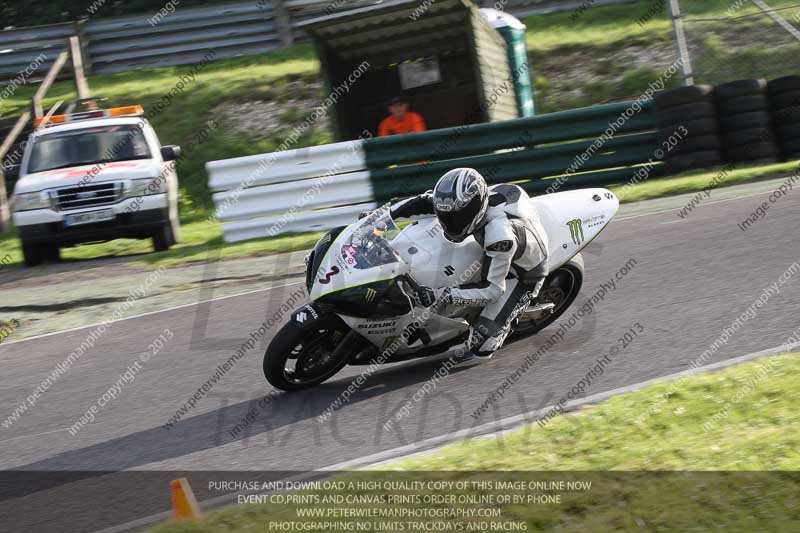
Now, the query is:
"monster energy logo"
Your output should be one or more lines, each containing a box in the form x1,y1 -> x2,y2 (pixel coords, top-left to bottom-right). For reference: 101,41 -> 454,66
365,288 -> 377,302
566,219 -> 584,245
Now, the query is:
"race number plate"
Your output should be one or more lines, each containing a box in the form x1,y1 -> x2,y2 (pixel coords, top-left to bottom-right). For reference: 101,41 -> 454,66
64,209 -> 116,227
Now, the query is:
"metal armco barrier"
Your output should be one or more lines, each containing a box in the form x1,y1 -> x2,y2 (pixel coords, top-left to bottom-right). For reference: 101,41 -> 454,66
0,23 -> 74,84
207,99 -> 663,242
85,2 -> 279,74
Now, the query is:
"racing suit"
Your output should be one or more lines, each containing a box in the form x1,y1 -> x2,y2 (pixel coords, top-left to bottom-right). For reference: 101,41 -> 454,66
390,183 -> 549,358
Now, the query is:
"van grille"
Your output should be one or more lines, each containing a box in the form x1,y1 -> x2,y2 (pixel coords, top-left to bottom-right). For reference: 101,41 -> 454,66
54,182 -> 122,210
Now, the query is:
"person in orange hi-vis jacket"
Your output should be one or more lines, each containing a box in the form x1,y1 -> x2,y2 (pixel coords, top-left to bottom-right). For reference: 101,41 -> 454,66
378,96 -> 427,137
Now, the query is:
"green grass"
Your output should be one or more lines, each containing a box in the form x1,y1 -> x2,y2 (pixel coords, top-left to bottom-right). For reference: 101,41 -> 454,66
1,45 -> 323,212
0,216 -> 320,268
527,0 -> 800,111
3,0 -> 799,267
522,1 -> 672,53
149,353 -> 800,532
392,353 -> 798,471
3,0 -> 795,210
610,160 -> 800,203
523,0 -> 800,54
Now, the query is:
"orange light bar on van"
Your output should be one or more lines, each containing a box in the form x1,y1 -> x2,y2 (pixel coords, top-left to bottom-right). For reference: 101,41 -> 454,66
34,105 -> 144,127
109,105 -> 144,117
33,115 -> 67,127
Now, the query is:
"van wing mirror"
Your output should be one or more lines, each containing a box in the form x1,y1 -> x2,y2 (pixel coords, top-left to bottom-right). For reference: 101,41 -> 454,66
160,145 -> 181,161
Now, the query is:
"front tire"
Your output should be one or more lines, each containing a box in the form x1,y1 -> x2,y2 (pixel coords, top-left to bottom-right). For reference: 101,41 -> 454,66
42,244 -> 60,263
152,221 -> 177,252
21,241 -> 43,267
264,314 -> 352,391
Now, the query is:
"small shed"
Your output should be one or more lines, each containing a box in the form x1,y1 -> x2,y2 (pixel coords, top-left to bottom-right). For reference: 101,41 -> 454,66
302,0 -> 528,141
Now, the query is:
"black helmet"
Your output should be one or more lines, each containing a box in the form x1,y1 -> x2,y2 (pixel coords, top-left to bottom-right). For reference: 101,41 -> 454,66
433,168 -> 489,243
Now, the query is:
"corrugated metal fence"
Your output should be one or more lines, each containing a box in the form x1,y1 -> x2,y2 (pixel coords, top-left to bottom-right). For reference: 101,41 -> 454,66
0,0 -> 636,83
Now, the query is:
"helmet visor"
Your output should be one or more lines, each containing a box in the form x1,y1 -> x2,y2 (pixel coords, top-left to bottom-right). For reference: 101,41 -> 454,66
436,194 -> 482,242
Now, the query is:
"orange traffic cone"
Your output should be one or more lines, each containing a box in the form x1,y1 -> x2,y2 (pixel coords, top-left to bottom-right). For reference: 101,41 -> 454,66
171,477 -> 202,521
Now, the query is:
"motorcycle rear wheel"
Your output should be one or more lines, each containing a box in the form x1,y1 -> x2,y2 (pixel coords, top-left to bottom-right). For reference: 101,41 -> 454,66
512,253 -> 584,338
264,314 -> 351,391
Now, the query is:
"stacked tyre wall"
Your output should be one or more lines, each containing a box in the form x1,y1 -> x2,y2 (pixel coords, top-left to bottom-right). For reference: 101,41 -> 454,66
767,75 -> 800,160
654,76 -> 800,172
654,85 -> 723,173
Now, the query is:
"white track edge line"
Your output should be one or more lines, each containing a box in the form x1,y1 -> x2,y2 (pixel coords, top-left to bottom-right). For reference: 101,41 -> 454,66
3,281 -> 304,346
93,342 -> 797,533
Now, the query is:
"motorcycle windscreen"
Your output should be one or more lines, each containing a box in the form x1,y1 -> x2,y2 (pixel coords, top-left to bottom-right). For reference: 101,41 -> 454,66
339,208 -> 401,270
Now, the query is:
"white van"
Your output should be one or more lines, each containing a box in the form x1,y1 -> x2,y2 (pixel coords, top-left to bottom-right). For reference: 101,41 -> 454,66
9,105 -> 180,266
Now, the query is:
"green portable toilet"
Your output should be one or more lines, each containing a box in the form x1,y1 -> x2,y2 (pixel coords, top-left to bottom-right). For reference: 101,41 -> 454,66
480,8 -> 535,117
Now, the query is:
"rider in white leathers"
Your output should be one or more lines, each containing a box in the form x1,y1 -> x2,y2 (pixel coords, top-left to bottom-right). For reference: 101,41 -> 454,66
389,168 -> 549,359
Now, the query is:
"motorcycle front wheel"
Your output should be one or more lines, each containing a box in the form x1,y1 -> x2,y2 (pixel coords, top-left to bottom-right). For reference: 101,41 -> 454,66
264,314 -> 352,391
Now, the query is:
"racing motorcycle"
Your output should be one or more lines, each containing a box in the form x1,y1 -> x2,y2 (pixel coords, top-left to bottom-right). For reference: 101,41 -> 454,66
264,188 -> 619,391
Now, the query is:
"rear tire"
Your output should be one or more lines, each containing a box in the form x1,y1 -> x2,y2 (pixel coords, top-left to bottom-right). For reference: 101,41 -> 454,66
264,314 -> 352,391
512,253 -> 584,338
654,85 -> 714,109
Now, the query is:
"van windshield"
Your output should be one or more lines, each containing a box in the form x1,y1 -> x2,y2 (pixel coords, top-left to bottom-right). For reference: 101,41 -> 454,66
27,125 -> 151,173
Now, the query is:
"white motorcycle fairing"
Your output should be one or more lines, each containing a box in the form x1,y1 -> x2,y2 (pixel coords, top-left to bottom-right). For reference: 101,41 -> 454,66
303,187 -> 619,358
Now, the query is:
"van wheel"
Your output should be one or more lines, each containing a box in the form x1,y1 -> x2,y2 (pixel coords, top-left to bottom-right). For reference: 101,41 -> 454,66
21,242 -> 43,267
42,245 -> 60,263
152,221 -> 177,251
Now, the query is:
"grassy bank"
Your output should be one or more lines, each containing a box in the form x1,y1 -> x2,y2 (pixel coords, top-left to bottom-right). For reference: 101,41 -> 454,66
526,0 -> 800,112
2,0 -> 798,268
150,352 -> 799,532
4,0 -> 797,210
1,45 -> 323,212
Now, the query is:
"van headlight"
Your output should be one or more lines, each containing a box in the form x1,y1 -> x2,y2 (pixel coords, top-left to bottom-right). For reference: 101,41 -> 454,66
125,177 -> 166,198
11,191 -> 51,212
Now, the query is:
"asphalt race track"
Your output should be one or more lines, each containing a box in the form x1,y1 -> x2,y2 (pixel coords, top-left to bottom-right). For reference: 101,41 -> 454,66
1,183 -> 798,531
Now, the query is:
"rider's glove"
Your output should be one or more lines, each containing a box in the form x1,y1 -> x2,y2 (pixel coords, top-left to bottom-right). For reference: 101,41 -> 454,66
414,286 -> 437,307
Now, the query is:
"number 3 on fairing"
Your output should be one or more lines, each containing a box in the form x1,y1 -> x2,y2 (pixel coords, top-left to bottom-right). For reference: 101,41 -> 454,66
262,188 -> 619,391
